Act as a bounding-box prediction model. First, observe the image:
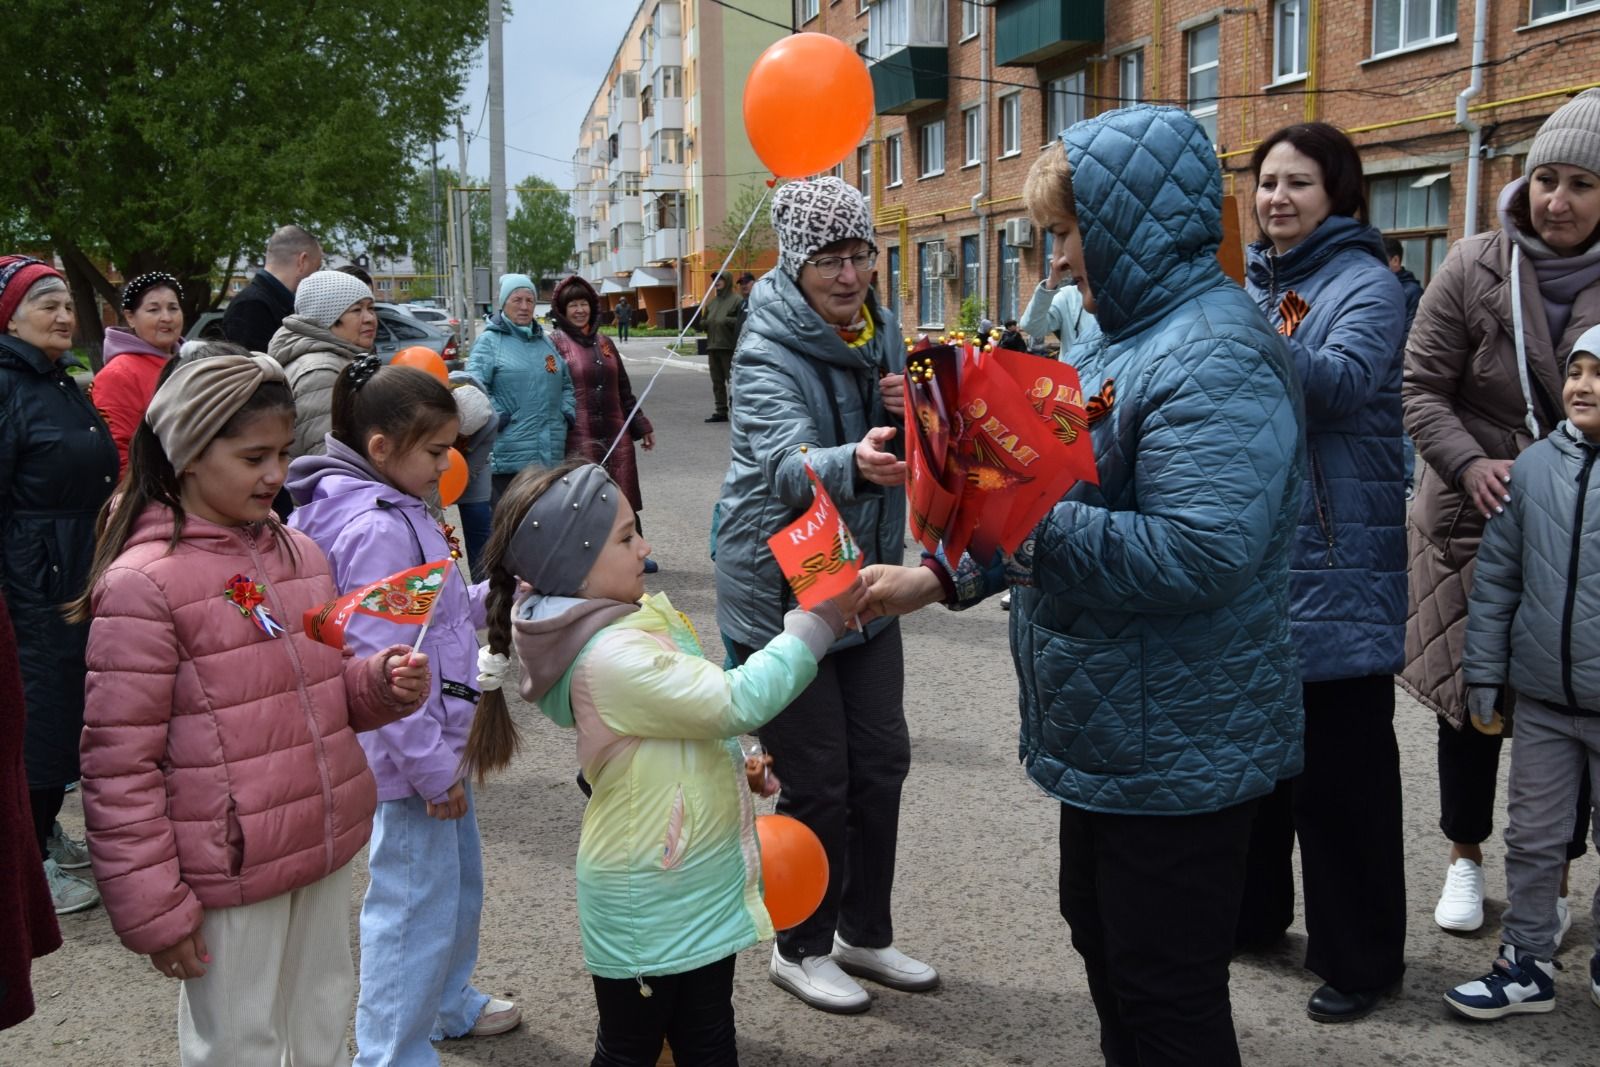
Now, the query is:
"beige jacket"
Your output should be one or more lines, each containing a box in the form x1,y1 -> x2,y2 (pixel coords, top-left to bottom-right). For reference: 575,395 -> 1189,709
1401,228 -> 1600,725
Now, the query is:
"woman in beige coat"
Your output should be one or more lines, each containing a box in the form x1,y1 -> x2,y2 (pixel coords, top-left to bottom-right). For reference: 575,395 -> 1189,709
1403,89 -> 1600,938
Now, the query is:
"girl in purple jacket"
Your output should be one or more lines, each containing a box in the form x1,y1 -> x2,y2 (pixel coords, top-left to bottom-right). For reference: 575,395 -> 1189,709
288,357 -> 521,1062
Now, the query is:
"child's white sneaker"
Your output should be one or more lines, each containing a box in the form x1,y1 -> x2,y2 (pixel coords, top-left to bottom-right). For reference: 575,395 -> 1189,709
1435,858 -> 1485,932
1444,944 -> 1555,1020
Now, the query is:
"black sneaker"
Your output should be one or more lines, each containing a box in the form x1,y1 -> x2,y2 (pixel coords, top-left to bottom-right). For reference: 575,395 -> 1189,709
705,412 -> 729,423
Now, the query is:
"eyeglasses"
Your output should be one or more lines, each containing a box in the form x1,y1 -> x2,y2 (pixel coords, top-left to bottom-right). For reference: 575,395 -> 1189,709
804,248 -> 879,279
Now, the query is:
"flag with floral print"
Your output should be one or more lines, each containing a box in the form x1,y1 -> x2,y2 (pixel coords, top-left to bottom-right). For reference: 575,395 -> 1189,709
303,560 -> 453,650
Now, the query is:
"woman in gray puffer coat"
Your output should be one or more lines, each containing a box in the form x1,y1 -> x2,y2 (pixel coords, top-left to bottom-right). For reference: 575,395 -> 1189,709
713,177 -> 934,1015
268,269 -> 376,459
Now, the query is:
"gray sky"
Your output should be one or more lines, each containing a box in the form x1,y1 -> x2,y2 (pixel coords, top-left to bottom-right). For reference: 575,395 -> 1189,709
450,0 -> 647,193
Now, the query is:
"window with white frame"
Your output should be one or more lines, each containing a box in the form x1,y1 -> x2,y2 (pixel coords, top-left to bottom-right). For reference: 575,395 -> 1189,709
857,144 -> 873,194
919,241 -> 946,325
997,231 -> 1020,320
1274,0 -> 1309,80
798,0 -> 820,23
886,134 -> 903,186
867,0 -> 949,60
652,129 -> 684,165
1000,93 -> 1021,156
963,106 -> 982,165
920,120 -> 945,177
1119,50 -> 1144,106
1531,0 -> 1600,19
1046,72 -> 1086,141
652,1 -> 680,36
656,66 -> 682,98
1186,23 -> 1219,143
1372,0 -> 1456,56
1368,171 -> 1452,283
961,0 -> 980,39
960,234 -> 978,302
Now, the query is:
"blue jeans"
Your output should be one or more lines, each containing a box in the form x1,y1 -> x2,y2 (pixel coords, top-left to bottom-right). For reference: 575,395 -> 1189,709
354,787 -> 491,1066
457,500 -> 492,581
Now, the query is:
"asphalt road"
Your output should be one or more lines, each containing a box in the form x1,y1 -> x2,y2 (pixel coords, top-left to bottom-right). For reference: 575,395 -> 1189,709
8,337 -> 1599,1065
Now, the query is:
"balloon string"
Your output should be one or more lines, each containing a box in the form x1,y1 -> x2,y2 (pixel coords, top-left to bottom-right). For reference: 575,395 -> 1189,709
602,184 -> 775,467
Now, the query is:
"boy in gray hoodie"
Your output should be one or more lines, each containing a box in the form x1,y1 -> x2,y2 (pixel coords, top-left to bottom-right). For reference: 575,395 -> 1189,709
1445,322 -> 1600,1020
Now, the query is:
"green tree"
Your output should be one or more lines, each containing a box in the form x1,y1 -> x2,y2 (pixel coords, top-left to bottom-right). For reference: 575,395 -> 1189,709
508,177 -> 575,282
0,0 -> 486,360
710,183 -> 776,272
401,166 -> 489,279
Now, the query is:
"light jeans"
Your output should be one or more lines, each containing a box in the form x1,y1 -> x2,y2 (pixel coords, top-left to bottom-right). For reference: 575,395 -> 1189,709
1502,695 -> 1600,961
178,862 -> 355,1067
353,786 -> 491,1066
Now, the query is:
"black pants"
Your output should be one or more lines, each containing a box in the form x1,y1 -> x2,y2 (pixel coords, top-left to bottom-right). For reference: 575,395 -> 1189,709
707,349 -> 733,416
617,321 -> 630,342
591,956 -> 737,1066
1059,799 -> 1257,1067
1237,676 -> 1407,993
30,785 -> 65,856
1438,714 -> 1591,859
734,622 -> 910,958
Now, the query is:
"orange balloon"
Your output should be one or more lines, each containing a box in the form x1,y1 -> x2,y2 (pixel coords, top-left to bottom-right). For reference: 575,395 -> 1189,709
743,33 -> 874,179
438,447 -> 468,508
755,813 -> 829,931
393,346 -> 448,383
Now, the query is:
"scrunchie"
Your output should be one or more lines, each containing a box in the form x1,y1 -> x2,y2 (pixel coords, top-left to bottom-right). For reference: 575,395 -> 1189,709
477,646 -> 511,693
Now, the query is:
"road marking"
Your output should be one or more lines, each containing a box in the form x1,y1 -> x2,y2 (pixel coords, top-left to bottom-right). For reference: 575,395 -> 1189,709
619,351 -> 709,374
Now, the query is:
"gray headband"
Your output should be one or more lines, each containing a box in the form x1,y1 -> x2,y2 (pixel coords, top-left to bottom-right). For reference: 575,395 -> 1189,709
505,464 -> 622,595
147,353 -> 286,471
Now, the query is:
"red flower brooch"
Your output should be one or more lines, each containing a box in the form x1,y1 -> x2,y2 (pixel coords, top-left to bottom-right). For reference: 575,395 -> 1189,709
223,573 -> 287,639
440,522 -> 464,562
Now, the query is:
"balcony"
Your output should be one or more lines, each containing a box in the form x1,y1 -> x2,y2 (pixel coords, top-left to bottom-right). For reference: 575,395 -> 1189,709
869,47 -> 948,115
993,0 -> 1103,67
644,227 -> 683,263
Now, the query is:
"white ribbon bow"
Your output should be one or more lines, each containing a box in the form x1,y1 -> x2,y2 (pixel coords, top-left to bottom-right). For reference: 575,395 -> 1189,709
476,647 -> 511,693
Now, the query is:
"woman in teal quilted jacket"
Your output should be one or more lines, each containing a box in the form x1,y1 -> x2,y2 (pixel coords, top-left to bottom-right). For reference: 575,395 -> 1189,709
862,106 -> 1304,1067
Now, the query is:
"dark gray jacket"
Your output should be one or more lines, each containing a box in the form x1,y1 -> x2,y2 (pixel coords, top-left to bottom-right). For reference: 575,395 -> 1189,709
1464,421 -> 1600,713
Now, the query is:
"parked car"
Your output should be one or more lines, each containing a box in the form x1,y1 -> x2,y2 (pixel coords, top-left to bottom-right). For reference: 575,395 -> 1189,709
399,304 -> 461,337
187,306 -> 460,367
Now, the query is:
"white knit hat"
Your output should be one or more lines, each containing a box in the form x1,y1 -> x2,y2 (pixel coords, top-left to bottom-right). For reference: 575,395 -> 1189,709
452,382 -> 495,436
293,270 -> 373,329
772,177 -> 874,279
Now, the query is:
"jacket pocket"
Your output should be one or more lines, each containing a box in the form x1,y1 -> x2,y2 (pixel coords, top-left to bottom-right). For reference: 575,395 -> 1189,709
224,796 -> 245,878
1028,626 -> 1146,777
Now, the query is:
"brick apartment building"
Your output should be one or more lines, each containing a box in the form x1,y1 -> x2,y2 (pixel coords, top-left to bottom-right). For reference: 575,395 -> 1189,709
794,0 -> 1600,333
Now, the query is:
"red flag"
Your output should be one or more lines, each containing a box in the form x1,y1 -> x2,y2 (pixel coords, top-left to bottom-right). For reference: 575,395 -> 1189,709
766,466 -> 863,610
303,560 -> 453,650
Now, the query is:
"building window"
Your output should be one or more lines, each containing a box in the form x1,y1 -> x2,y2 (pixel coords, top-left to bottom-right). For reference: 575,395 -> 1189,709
960,234 -> 979,302
623,171 -> 641,196
656,66 -> 682,98
1187,23 -> 1220,143
919,242 -> 946,325
1274,0 -> 1309,80
1530,0 -> 1600,19
857,144 -> 873,194
920,120 -> 945,177
798,0 -> 820,23
652,129 -> 684,165
652,1 -> 681,36
1368,171 -> 1452,283
886,246 -> 901,315
867,0 -> 949,59
997,231 -> 1020,320
1372,0 -> 1456,56
1119,50 -> 1144,106
886,134 -> 903,186
1046,72 -> 1086,141
963,106 -> 982,166
1000,93 -> 1021,156
960,0 -> 980,39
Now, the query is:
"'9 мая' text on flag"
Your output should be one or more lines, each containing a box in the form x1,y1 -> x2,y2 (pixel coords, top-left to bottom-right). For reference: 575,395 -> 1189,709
302,559 -> 453,650
766,465 -> 863,611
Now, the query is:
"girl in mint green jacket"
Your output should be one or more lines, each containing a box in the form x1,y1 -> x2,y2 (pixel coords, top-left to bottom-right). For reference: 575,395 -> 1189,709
465,461 -> 861,1065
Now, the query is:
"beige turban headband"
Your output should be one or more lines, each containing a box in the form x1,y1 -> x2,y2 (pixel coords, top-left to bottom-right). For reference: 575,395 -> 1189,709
146,353 -> 287,471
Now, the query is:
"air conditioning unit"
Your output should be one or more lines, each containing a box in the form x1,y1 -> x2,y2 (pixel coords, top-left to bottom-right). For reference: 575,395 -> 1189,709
932,249 -> 958,278
1004,217 -> 1035,247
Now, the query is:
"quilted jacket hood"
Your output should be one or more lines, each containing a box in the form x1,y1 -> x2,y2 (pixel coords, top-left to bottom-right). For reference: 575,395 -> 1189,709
1063,106 -> 1226,341
1245,214 -> 1390,291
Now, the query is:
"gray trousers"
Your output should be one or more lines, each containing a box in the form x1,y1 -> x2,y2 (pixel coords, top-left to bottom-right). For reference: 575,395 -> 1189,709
1503,694 -> 1600,960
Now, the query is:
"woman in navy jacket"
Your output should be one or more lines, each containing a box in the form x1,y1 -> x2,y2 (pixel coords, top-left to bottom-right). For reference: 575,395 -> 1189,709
1237,122 -> 1410,1023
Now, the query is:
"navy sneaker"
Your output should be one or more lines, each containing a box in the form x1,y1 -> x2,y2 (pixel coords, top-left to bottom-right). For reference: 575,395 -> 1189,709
1444,945 -> 1556,1020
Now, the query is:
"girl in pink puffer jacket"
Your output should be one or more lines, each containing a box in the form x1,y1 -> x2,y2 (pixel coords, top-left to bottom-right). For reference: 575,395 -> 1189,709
74,352 -> 431,1067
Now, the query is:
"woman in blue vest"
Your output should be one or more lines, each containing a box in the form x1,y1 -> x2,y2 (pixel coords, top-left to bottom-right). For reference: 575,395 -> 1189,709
1235,122 -> 1410,1024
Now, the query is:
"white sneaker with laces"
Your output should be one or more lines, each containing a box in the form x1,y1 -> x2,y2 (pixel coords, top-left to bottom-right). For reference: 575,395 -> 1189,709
47,820 -> 92,870
44,858 -> 99,915
466,997 -> 521,1037
1436,857 -> 1485,932
832,934 -> 940,992
769,947 -> 870,1013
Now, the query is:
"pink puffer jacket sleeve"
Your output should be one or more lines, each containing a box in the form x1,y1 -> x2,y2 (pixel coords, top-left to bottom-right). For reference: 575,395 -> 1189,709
80,564 -> 204,956
344,643 -> 426,733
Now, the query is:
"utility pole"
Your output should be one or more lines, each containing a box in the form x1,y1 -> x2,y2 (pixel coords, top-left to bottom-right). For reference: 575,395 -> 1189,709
488,0 -> 509,281
429,141 -> 442,300
457,116 -> 476,344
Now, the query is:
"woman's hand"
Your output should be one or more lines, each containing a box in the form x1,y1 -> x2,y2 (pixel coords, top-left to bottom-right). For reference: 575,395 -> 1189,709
641,432 -> 656,451
879,373 -> 906,419
860,563 -> 945,616
426,781 -> 468,820
385,650 -> 430,705
1462,458 -> 1514,518
150,929 -> 210,981
855,427 -> 907,486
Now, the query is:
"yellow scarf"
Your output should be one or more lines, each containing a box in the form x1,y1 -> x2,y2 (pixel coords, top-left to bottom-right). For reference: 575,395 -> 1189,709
834,309 -> 875,348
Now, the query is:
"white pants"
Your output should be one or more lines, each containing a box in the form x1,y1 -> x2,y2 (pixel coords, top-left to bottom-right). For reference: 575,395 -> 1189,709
177,862 -> 356,1067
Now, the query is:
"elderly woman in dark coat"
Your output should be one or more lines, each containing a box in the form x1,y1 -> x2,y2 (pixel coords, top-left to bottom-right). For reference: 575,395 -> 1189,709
0,256 -> 116,915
